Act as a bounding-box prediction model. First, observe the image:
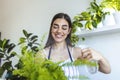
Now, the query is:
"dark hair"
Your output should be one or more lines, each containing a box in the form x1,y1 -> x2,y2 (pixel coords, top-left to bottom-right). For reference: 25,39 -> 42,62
44,13 -> 72,48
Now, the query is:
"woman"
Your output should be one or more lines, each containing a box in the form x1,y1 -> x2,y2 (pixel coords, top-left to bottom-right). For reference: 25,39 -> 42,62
42,13 -> 111,79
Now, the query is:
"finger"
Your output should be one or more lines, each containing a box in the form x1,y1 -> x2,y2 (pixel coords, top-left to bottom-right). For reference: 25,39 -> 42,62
82,50 -> 91,58
85,54 -> 92,60
81,48 -> 91,53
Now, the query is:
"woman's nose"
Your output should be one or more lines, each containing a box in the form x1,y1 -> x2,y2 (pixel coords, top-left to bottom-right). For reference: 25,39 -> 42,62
57,28 -> 62,33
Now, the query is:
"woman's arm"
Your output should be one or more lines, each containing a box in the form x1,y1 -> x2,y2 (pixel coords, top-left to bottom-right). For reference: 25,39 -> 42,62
98,55 -> 111,74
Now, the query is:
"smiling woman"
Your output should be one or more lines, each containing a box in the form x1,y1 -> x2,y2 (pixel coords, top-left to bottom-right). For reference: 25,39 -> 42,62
37,12 -> 111,80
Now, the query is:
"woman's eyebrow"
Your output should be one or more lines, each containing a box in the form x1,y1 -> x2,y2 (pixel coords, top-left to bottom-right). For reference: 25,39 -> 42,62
53,24 -> 68,27
53,23 -> 59,26
62,25 -> 68,27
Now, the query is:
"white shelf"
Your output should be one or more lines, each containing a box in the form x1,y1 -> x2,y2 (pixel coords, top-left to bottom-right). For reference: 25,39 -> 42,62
77,25 -> 120,37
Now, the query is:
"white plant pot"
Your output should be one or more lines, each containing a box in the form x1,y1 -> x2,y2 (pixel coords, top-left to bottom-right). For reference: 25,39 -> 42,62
102,13 -> 116,26
113,12 -> 120,25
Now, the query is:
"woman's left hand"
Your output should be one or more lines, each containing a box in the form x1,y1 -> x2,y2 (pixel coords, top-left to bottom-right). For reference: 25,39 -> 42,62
81,48 -> 102,61
81,48 -> 111,74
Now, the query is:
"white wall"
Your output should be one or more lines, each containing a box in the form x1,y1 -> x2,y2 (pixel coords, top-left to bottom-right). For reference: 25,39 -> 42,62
0,0 -> 119,80
78,32 -> 120,80
0,0 -> 90,43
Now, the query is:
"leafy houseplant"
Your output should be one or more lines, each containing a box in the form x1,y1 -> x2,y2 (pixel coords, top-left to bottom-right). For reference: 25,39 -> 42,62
71,0 -> 109,45
0,30 -> 67,80
18,29 -> 41,53
16,30 -> 98,80
72,0 -> 109,30
0,29 -> 98,80
101,0 -> 120,11
13,30 -> 67,80
101,0 -> 120,25
13,49 -> 67,80
0,39 -> 16,79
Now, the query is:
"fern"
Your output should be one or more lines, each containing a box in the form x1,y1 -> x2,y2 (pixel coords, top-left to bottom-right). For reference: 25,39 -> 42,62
13,50 -> 67,80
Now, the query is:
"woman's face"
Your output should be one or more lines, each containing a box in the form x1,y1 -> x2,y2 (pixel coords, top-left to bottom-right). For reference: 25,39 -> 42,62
51,18 -> 71,43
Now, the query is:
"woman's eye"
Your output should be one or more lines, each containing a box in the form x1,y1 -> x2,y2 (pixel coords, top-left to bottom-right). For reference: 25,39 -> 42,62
53,26 -> 58,29
62,28 -> 67,30
62,27 -> 68,30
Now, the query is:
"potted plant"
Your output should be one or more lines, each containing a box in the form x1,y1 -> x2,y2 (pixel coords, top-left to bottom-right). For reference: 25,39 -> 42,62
72,0 -> 109,30
71,0 -> 109,44
101,0 -> 120,24
101,0 -> 120,11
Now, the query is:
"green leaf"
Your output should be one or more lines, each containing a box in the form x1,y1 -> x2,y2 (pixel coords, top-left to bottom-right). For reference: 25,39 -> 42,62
27,33 -> 33,38
2,39 -> 9,49
0,67 -> 5,77
71,34 -> 79,45
32,39 -> 38,43
2,61 -> 12,70
81,12 -> 91,20
81,37 -> 85,41
90,0 -> 99,10
28,42 -> 32,47
85,21 -> 92,30
31,46 -> 39,52
0,53 -> 4,58
7,43 -> 16,53
92,21 -> 97,28
30,35 -> 38,41
18,37 -> 26,45
9,51 -> 17,58
0,40 -> 2,47
21,46 -> 28,54
71,27 -> 76,33
0,49 -> 3,52
23,29 -> 28,38
77,22 -> 83,28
